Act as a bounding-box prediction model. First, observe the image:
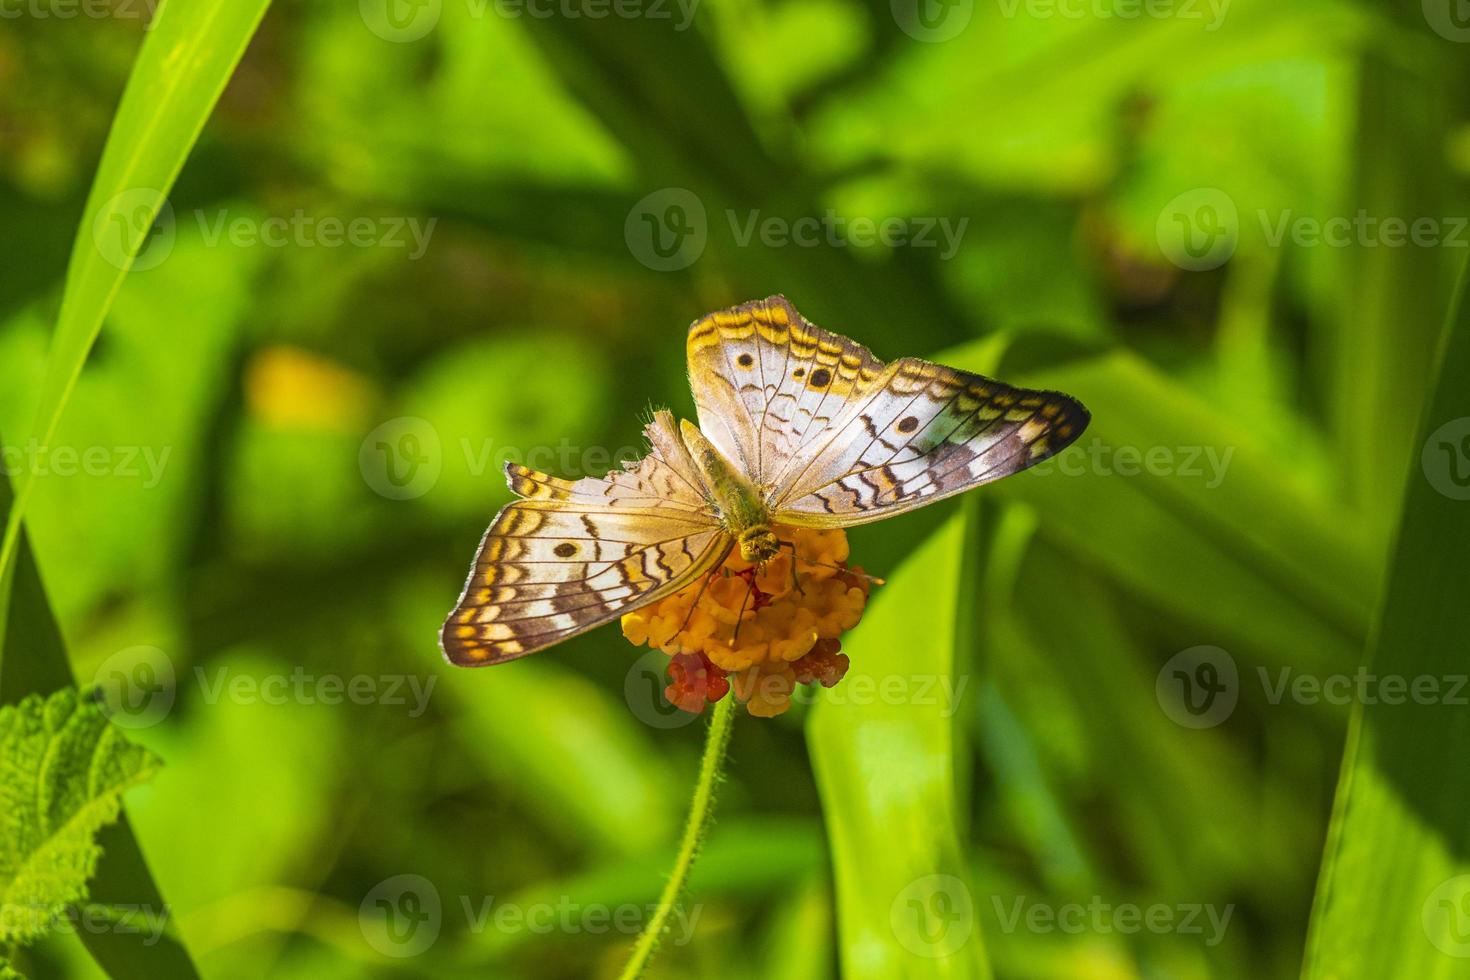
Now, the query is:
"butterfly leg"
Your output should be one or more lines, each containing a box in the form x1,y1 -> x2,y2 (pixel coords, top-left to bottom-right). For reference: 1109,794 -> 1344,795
776,539 -> 805,596
728,577 -> 756,647
677,567 -> 720,637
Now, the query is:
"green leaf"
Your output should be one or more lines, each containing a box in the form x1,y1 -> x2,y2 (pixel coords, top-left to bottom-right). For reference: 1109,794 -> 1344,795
0,688 -> 161,946
1301,259 -> 1470,976
0,0 -> 274,669
807,509 -> 991,979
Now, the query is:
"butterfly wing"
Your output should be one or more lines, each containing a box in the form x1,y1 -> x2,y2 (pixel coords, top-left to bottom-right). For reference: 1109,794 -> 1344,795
686,295 -> 886,488
442,413 -> 731,666
685,295 -> 1089,527
772,358 -> 1089,526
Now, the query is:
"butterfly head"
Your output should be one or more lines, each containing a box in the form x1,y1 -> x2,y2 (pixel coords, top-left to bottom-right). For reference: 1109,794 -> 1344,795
737,524 -> 780,563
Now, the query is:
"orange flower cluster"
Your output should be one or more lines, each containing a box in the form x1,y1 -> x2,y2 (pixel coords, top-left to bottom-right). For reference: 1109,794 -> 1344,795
622,526 -> 871,717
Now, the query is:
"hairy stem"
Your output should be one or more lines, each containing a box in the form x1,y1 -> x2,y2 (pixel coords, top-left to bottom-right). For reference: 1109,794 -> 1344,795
618,695 -> 737,979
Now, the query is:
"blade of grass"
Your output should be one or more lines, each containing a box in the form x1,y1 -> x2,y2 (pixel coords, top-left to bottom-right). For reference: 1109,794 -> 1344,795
0,3 -> 269,974
1301,257 -> 1470,977
807,508 -> 991,979
1329,50 -> 1449,522
0,0 -> 273,671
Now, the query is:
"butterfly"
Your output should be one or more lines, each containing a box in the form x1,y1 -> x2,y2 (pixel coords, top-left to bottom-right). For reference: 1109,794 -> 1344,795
441,295 -> 1089,666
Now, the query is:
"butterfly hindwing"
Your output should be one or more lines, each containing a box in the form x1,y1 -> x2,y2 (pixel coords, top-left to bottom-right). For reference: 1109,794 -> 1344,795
441,413 -> 730,666
773,358 -> 1089,525
442,496 -> 731,665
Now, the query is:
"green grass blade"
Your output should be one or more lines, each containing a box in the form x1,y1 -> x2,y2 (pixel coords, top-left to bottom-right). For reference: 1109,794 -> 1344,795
0,2 -> 270,973
1329,53 -> 1450,521
807,509 -> 991,979
0,0 -> 273,669
1302,257 -> 1470,978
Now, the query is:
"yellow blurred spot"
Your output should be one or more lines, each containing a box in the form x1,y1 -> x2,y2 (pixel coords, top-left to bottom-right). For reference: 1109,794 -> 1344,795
245,345 -> 377,432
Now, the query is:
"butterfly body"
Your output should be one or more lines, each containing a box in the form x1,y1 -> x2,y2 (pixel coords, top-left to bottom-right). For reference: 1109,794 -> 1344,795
677,417 -> 780,562
441,295 -> 1090,667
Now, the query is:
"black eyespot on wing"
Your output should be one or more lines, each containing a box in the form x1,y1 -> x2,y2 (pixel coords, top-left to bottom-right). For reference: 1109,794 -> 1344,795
897,416 -> 919,434
553,542 -> 577,558
809,367 -> 831,388
737,353 -> 755,368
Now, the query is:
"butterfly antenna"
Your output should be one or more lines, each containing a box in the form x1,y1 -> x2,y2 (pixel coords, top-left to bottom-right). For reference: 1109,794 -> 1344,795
795,554 -> 887,585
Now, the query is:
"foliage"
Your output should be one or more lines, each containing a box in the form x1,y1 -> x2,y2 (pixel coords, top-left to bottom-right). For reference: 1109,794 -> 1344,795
1,0 -> 1467,977
809,507 -> 989,979
0,689 -> 160,952
1301,264 -> 1470,978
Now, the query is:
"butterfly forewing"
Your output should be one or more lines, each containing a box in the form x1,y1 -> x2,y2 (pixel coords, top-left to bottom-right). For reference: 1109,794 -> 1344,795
686,296 -> 886,488
686,295 -> 1089,528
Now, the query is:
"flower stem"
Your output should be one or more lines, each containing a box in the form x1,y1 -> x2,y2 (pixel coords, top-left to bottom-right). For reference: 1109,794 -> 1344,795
619,695 -> 737,980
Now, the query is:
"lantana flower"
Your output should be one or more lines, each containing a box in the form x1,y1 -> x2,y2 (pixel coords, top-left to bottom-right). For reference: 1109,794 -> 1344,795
622,525 -> 871,717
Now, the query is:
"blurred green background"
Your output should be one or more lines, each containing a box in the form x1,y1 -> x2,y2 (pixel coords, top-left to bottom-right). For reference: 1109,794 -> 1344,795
3,0 -> 1470,977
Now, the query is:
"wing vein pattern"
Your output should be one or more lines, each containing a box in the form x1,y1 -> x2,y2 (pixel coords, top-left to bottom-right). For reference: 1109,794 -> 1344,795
686,295 -> 1090,528
441,411 -> 730,666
